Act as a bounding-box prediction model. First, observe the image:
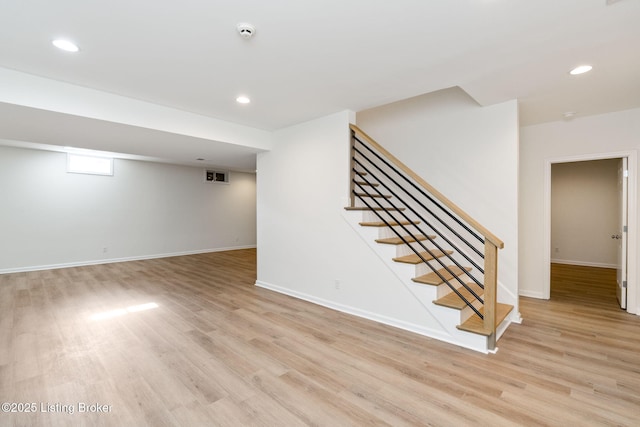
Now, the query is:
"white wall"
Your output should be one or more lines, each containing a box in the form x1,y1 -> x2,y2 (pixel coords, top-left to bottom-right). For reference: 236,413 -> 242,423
0,145 -> 256,272
520,107 -> 640,313
357,88 -> 520,313
551,159 -> 618,268
257,95 -> 519,342
256,111 -> 441,329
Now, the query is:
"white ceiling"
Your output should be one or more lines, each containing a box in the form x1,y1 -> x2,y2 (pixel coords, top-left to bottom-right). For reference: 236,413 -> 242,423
0,0 -> 639,169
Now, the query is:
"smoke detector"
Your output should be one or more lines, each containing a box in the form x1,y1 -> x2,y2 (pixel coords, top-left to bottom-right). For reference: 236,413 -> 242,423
237,23 -> 256,39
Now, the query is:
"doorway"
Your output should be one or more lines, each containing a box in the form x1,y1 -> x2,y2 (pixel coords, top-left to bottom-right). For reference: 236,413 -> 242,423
550,159 -> 620,306
543,151 -> 637,314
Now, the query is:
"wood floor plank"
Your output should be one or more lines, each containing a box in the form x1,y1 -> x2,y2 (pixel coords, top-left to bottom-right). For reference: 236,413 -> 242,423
236,391 -> 308,427
1,253 -> 639,426
205,397 -> 255,426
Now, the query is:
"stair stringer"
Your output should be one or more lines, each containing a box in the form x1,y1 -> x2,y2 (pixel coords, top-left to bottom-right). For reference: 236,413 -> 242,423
342,209 -> 490,353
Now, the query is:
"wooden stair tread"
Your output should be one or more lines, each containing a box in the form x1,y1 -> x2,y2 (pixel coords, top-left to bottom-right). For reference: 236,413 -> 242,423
393,249 -> 452,264
359,220 -> 420,227
375,234 -> 435,245
354,193 -> 392,199
411,266 -> 472,285
433,282 -> 484,309
354,181 -> 379,187
456,303 -> 513,336
344,207 -> 406,211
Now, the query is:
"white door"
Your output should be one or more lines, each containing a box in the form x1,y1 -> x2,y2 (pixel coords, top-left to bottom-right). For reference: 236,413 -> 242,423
617,157 -> 628,309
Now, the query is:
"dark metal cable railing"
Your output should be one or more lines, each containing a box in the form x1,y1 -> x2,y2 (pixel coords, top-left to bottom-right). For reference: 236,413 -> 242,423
353,154 -> 485,276
348,124 -> 504,347
353,164 -> 485,295
352,177 -> 485,319
353,142 -> 485,262
353,170 -> 485,307
353,164 -> 485,296
354,134 -> 485,247
352,141 -> 487,283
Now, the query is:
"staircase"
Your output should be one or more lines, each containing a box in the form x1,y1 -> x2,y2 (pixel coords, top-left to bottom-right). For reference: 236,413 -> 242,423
344,125 -> 513,353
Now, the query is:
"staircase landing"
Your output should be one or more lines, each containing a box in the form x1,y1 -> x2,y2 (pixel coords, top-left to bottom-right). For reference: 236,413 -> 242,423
457,303 -> 513,335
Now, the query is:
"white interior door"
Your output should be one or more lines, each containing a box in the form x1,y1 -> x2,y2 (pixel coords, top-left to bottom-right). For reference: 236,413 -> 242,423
617,157 -> 628,309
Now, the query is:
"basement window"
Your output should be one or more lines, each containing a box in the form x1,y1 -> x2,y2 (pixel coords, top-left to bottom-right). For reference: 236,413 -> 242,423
204,169 -> 229,184
67,154 -> 114,176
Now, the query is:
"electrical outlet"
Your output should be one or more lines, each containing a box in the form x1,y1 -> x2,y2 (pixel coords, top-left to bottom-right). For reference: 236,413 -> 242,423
334,279 -> 341,290
103,247 -> 108,253
555,247 -> 559,253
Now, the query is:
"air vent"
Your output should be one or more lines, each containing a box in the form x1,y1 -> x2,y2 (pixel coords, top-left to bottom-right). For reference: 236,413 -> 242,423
205,169 -> 229,184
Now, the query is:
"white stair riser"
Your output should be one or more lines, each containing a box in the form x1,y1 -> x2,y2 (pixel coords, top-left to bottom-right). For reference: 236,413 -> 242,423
460,299 -> 484,324
394,241 -> 441,257
361,210 -> 411,223
376,224 -> 422,239
435,277 -> 478,299
413,260 -> 469,278
353,197 -> 397,209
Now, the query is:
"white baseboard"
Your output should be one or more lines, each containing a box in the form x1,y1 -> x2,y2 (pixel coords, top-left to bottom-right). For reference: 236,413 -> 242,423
550,259 -> 616,269
0,245 -> 256,275
255,280 -> 490,354
519,289 -> 547,299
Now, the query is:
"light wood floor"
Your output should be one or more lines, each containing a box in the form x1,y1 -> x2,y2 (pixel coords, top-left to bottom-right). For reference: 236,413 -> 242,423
1,253 -> 639,426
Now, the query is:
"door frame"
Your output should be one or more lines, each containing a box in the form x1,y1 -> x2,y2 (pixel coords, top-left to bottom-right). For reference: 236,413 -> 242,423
543,150 -> 637,314
618,157 -> 628,309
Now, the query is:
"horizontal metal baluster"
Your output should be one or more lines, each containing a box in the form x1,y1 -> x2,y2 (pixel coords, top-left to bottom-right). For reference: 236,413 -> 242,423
352,181 -> 484,320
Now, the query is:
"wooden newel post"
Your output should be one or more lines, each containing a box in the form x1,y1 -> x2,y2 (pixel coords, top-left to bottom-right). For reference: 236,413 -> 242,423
483,241 -> 498,350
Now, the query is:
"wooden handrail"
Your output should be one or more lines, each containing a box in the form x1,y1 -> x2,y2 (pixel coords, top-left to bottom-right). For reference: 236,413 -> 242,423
350,124 -> 504,249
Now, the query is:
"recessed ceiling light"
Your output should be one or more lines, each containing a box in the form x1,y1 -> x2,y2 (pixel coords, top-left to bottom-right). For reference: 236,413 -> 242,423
52,39 -> 79,52
569,65 -> 592,75
236,96 -> 251,104
563,111 -> 577,119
